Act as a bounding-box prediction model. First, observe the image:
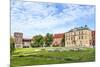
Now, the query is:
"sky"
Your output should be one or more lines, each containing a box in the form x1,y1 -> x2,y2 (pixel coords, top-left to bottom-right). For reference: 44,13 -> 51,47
11,0 -> 95,38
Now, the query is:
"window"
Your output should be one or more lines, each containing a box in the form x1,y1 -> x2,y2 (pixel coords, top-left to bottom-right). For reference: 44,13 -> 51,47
79,36 -> 80,39
82,36 -> 83,39
69,37 -> 70,40
71,37 -> 73,40
82,31 -> 83,34
23,46 -> 29,48
80,41 -> 82,46
74,32 -> 76,35
79,31 -> 80,35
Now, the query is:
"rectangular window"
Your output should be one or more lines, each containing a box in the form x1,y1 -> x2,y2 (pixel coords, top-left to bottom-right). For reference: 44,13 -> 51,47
74,32 -> 76,35
82,31 -> 83,35
82,36 -> 83,39
79,36 -> 80,39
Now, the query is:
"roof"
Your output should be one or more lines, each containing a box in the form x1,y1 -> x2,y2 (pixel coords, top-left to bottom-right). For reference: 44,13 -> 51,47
14,32 -> 23,34
53,33 -> 64,38
23,38 -> 32,42
92,30 -> 95,33
68,25 -> 91,32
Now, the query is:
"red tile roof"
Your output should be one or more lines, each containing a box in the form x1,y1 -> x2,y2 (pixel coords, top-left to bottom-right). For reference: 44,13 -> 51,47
53,33 -> 64,38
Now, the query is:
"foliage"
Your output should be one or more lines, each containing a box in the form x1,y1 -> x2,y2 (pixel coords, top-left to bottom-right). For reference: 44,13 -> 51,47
10,36 -> 15,54
31,33 -> 53,47
45,33 -> 53,47
61,34 -> 65,47
31,35 -> 44,47
52,44 -> 59,47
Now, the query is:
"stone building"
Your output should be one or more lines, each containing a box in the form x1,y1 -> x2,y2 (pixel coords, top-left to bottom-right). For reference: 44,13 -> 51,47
14,32 -> 23,48
14,25 -> 95,48
14,32 -> 32,48
23,38 -> 32,48
65,25 -> 93,48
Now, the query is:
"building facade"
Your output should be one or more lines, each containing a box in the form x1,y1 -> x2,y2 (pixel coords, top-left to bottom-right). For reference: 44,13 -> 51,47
52,33 -> 64,47
65,26 -> 93,48
91,31 -> 95,47
14,32 -> 23,48
14,32 -> 32,48
14,26 -> 95,48
23,38 -> 32,48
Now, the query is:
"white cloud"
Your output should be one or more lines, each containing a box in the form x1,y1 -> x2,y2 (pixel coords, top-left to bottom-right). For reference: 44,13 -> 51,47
11,1 -> 95,37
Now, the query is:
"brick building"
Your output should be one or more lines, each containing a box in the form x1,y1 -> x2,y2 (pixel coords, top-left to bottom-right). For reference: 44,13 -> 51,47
91,31 -> 95,47
52,33 -> 64,47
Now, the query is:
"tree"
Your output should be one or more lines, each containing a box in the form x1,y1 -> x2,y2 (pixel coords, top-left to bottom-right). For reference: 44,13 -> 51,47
61,34 -> 65,47
45,33 -> 53,47
10,36 -> 15,54
31,35 -> 44,47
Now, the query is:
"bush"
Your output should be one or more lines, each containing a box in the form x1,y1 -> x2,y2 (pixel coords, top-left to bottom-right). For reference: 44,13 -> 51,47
41,48 -> 45,51
52,45 -> 59,47
18,55 -> 24,57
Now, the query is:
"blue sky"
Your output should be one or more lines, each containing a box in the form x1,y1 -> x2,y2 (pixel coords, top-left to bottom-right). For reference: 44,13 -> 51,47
11,0 -> 95,38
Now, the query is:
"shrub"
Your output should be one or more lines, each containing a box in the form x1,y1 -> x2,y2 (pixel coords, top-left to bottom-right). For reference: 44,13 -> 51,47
52,45 -> 59,47
18,55 -> 24,57
41,48 -> 45,51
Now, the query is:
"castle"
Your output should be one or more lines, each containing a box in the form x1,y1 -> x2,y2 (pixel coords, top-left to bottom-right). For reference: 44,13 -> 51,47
13,25 -> 95,48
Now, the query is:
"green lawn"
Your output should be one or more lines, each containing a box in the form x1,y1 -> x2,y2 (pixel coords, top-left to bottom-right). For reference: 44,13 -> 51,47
10,47 -> 95,67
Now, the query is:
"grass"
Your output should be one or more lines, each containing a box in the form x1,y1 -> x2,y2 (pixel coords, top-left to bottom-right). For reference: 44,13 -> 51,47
10,47 -> 95,67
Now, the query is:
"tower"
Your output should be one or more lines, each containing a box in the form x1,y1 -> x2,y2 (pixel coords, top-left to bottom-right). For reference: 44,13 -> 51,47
14,32 -> 23,48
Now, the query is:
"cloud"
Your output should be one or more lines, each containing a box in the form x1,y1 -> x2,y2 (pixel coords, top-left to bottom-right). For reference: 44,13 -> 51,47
11,0 -> 95,37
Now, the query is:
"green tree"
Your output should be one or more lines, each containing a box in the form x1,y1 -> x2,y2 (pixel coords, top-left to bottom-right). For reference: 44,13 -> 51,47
10,36 -> 15,54
45,33 -> 53,47
31,35 -> 44,47
61,34 -> 65,47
